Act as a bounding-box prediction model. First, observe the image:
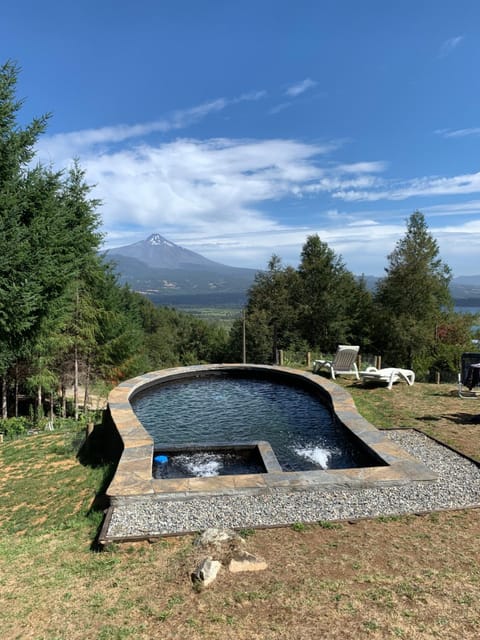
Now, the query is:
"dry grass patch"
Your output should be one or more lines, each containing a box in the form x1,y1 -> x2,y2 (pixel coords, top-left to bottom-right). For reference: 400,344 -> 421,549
2,511 -> 478,639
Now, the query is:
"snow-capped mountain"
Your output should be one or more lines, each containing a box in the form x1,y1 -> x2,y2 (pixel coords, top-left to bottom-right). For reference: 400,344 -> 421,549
107,233 -> 225,270
106,233 -> 259,302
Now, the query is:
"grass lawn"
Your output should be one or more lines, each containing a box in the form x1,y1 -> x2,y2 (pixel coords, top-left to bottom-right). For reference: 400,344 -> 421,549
0,381 -> 479,639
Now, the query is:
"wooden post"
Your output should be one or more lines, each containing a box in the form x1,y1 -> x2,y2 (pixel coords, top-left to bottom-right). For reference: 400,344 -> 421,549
242,309 -> 246,364
306,352 -> 311,368
278,350 -> 284,366
435,372 -> 441,385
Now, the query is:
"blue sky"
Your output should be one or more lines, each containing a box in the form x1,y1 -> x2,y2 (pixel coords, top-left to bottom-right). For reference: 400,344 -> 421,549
3,0 -> 480,275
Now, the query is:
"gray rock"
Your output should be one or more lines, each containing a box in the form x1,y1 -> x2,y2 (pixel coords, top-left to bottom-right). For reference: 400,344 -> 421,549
191,557 -> 222,587
195,527 -> 245,549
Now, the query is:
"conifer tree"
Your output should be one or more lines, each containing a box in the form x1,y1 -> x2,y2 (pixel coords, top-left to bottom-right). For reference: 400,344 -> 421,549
0,61 -> 103,417
241,255 -> 300,362
0,61 -> 51,414
298,234 -> 363,352
374,211 -> 452,369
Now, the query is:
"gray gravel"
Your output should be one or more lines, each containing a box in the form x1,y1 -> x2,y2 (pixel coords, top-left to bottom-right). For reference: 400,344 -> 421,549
104,430 -> 480,539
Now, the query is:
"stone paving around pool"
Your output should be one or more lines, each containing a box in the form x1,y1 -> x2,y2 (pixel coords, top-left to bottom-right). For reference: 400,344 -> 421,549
105,364 -> 437,507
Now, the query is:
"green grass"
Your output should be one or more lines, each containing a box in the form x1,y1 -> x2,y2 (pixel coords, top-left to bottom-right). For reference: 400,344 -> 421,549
0,427 -> 111,538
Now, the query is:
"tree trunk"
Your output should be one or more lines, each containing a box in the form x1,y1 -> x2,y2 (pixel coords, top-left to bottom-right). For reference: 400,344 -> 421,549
74,343 -> 79,421
74,285 -> 80,421
1,376 -> 7,420
61,384 -> 66,418
83,359 -> 90,416
37,384 -> 42,420
14,366 -> 19,417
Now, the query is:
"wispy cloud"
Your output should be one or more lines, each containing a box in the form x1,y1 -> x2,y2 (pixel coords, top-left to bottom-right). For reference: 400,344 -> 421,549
269,102 -> 293,115
270,78 -> 319,115
333,171 -> 480,202
436,127 -> 480,138
286,78 -> 317,97
439,35 -> 464,57
38,90 -> 267,163
77,137 -> 339,237
422,200 -> 480,217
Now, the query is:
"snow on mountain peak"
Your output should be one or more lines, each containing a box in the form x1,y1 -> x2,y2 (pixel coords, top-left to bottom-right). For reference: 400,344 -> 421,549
147,233 -> 174,247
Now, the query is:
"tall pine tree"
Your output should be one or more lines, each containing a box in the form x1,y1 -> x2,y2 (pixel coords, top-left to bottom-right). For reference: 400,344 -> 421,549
374,211 -> 452,369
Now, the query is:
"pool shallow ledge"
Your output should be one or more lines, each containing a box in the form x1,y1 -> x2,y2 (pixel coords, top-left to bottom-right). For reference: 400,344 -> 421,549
105,364 -> 437,505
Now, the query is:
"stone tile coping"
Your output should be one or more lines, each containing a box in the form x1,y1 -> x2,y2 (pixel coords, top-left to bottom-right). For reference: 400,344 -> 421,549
106,364 -> 436,505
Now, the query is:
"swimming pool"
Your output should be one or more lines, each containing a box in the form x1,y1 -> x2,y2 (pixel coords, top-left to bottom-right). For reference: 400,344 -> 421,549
104,364 -> 436,508
132,371 -> 373,473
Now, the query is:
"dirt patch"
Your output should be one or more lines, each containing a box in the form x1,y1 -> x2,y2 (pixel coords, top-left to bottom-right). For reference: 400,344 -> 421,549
2,510 -> 479,639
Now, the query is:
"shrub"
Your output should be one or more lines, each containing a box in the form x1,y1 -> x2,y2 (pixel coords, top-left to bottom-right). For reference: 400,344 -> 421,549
0,416 -> 30,438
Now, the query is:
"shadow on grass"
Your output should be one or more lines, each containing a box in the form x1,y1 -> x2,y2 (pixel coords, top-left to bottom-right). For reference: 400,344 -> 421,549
442,412 -> 480,425
415,415 -> 442,422
77,420 -> 120,550
415,411 -> 480,426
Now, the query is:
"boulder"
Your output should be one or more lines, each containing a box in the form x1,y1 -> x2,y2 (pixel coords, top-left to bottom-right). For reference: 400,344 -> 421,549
228,550 -> 268,573
191,557 -> 222,587
195,528 -> 245,549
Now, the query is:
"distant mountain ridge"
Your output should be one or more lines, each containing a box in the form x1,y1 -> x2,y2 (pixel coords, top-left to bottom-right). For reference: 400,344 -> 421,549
106,233 -> 259,303
362,275 -> 480,307
106,234 -> 480,308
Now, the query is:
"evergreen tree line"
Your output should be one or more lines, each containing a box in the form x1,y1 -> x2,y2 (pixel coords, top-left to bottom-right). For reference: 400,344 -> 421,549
0,61 -> 227,427
228,213 -> 475,377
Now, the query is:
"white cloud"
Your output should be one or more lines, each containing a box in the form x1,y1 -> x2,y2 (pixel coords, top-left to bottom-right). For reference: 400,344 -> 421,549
269,79 -> 318,115
436,127 -> 480,138
334,171 -> 480,202
439,35 -> 464,57
336,161 -> 387,174
36,96 -> 480,276
285,78 -> 317,97
269,102 -> 293,115
38,91 -> 267,164
81,137 -> 339,239
172,219 -> 406,274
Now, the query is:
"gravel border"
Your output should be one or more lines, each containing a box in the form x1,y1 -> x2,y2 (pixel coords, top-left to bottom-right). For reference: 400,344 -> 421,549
102,430 -> 480,540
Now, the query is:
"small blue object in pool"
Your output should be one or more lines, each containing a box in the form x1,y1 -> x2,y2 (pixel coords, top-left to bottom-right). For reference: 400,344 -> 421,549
154,454 -> 168,464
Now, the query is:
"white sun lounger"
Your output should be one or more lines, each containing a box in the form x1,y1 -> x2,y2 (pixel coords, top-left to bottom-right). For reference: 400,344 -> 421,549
312,345 -> 360,380
360,367 -> 415,390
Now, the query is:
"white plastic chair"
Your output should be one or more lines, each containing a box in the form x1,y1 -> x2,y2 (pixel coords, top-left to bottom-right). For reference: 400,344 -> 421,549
313,345 -> 360,380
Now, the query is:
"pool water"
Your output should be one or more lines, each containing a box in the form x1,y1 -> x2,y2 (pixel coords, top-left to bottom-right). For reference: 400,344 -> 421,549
132,374 -> 370,472
152,449 -> 267,479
